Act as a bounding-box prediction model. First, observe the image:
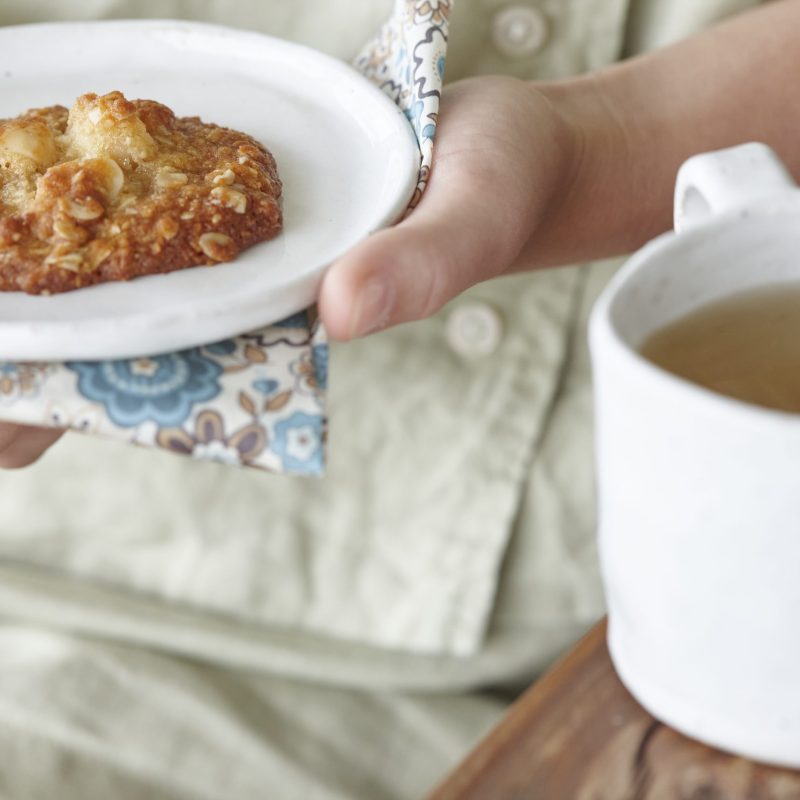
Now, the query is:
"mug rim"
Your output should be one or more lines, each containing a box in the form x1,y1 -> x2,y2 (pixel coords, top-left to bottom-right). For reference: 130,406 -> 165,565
590,199 -> 800,430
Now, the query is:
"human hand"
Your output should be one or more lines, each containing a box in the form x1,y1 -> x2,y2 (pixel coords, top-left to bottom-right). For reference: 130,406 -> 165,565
321,0 -> 800,342
320,0 -> 800,344
0,76 -> 578,468
0,422 -> 63,469
319,75 -> 580,340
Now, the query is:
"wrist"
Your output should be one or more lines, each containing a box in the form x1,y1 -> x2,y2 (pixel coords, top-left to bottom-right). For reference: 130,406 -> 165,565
527,74 -> 636,266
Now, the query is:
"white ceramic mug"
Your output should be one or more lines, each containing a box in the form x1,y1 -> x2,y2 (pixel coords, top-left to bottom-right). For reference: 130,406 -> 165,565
590,142 -> 800,767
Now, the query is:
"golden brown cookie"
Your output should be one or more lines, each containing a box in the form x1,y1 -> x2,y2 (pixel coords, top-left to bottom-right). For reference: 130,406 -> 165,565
0,91 -> 283,294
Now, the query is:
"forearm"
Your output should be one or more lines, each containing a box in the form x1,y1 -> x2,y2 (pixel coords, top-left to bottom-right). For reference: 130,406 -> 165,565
527,0 -> 800,268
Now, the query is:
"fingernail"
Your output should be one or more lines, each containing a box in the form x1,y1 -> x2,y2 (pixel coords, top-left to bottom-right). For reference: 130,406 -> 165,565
349,277 -> 394,338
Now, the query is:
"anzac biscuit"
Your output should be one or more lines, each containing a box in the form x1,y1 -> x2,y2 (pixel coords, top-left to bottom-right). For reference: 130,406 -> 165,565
0,91 -> 283,294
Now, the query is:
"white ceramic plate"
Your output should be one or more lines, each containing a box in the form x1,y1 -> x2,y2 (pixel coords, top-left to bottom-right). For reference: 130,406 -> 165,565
0,20 -> 420,360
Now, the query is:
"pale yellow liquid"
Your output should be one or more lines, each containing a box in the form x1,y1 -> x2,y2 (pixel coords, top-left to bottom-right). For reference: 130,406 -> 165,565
640,284 -> 800,414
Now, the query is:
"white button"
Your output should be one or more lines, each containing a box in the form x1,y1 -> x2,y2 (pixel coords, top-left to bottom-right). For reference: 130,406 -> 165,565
491,5 -> 548,59
446,303 -> 504,357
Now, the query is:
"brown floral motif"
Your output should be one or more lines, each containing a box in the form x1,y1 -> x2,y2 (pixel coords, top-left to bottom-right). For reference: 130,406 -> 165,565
355,24 -> 398,75
354,0 -> 447,222
201,339 -> 268,375
218,344 -> 269,374
412,0 -> 451,26
290,351 -> 323,398
0,362 -> 53,405
156,409 -> 267,467
406,164 -> 431,213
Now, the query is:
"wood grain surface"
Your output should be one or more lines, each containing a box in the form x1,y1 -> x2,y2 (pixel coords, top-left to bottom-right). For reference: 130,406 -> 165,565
428,620 -> 800,800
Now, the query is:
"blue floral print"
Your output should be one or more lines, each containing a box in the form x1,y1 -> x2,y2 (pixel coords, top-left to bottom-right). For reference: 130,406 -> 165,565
274,312 -> 309,329
272,412 -> 324,474
312,345 -> 329,391
404,99 -> 426,138
204,340 -> 237,356
67,350 -> 223,428
253,378 -> 280,395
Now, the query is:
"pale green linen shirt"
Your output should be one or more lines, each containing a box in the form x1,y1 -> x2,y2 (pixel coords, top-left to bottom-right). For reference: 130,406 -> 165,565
0,0 -> 761,688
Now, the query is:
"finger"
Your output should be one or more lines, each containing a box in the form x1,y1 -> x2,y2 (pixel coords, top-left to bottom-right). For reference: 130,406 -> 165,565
0,424 -> 64,469
0,422 -> 21,452
319,80 -> 545,341
320,187 -> 519,341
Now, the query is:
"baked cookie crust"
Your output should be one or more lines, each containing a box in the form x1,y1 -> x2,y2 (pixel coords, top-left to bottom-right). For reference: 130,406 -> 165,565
0,91 -> 283,294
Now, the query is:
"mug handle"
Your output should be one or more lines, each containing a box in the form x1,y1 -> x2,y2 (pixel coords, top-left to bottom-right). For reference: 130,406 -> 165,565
674,142 -> 796,233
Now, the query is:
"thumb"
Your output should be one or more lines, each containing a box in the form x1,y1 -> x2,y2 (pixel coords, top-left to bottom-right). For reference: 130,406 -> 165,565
0,423 -> 63,469
319,162 -> 531,341
318,77 -> 553,342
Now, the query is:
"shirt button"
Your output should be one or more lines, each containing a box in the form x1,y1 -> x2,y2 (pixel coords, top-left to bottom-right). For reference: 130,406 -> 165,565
491,5 -> 549,59
446,303 -> 504,357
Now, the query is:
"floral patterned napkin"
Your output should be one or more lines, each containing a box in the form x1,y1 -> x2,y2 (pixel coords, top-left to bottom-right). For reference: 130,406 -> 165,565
0,0 -> 449,477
